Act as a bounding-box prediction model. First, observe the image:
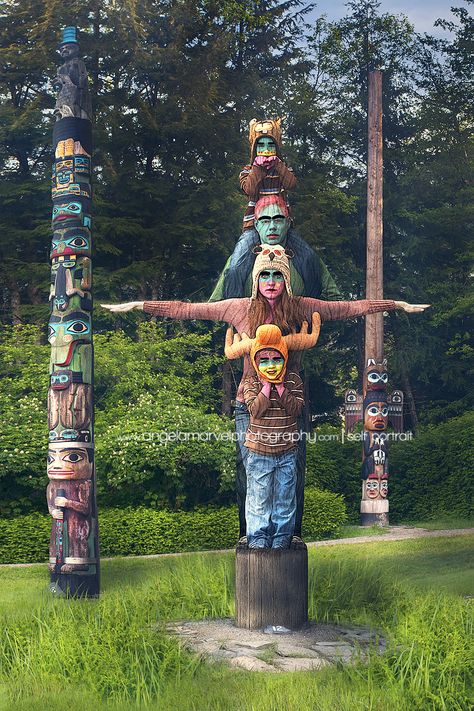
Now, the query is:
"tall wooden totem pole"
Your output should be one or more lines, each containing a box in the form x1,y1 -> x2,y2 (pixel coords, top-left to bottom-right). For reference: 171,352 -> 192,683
47,27 -> 99,596
344,71 -> 404,526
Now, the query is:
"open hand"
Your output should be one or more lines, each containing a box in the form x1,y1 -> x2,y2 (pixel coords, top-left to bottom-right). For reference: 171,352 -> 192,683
394,302 -> 431,313
101,301 -> 144,313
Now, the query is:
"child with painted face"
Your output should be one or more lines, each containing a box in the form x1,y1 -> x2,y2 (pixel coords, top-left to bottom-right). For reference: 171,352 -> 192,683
241,325 -> 307,549
239,119 -> 297,232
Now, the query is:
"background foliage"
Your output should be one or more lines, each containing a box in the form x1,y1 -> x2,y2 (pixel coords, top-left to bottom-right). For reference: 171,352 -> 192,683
0,0 -> 473,532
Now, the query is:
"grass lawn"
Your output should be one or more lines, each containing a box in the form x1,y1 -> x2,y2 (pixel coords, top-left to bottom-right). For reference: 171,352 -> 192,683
0,535 -> 472,711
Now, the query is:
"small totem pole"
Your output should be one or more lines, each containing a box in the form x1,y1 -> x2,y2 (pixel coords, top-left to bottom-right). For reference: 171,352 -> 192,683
47,27 -> 99,596
344,71 -> 403,526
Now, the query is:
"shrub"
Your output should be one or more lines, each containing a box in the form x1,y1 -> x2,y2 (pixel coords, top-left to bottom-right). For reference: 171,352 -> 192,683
0,488 -> 347,564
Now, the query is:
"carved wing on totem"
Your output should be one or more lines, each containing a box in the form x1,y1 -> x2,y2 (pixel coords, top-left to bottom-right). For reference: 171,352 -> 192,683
388,390 -> 404,433
344,389 -> 363,433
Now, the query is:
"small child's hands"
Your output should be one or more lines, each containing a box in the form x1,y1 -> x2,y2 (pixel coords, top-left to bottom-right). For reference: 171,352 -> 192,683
253,155 -> 279,168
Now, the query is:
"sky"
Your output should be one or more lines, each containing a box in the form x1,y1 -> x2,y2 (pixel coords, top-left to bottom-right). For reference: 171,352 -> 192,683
307,0 -> 458,36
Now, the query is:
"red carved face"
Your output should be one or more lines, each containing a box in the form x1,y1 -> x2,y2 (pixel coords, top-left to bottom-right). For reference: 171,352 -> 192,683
365,477 -> 380,499
364,402 -> 388,431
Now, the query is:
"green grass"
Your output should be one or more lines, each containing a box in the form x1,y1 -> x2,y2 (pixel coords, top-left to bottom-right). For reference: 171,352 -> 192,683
0,536 -> 473,710
402,517 -> 474,531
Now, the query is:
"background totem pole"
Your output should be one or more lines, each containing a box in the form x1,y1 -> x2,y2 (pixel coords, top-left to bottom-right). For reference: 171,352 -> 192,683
344,71 -> 404,526
47,27 -> 99,596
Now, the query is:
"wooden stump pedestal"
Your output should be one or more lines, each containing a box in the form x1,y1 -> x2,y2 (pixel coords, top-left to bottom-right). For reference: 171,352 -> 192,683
235,545 -> 308,630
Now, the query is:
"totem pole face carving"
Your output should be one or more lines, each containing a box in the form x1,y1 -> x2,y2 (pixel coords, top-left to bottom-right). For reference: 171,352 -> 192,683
255,349 -> 286,383
51,228 -> 91,258
364,402 -> 388,431
256,137 -> 277,157
52,200 -> 91,230
255,204 -> 290,245
380,477 -> 388,498
364,358 -> 388,393
48,311 -> 91,366
365,475 -> 380,499
47,442 -> 93,480
363,391 -> 389,431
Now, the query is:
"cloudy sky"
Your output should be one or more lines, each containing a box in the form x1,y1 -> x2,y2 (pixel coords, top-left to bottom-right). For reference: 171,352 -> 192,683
307,0 -> 458,36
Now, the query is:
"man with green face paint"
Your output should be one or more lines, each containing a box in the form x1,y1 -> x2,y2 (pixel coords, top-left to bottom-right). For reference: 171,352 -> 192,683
209,195 -> 341,302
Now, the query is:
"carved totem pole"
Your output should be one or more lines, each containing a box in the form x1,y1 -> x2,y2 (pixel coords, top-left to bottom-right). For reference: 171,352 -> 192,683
344,71 -> 404,526
47,27 -> 99,596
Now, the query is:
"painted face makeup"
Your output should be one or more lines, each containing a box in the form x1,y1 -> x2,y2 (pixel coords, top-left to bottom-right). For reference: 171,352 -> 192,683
258,270 -> 285,301
256,137 -> 277,157
255,349 -> 285,382
255,204 -> 290,245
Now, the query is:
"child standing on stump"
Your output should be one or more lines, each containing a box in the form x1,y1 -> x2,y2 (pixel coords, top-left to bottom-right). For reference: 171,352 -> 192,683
226,319 -> 319,549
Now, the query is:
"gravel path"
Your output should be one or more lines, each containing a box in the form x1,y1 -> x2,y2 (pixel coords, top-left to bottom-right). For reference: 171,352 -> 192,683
1,526 -> 472,569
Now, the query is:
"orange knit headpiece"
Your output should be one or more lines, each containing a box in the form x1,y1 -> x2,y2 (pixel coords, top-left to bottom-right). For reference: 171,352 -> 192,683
250,325 -> 288,383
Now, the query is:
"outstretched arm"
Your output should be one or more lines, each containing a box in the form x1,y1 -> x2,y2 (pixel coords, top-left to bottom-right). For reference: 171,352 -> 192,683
101,298 -> 245,326
299,298 -> 430,322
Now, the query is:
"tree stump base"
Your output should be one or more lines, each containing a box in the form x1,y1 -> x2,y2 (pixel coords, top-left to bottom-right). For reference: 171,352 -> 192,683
235,544 -> 308,630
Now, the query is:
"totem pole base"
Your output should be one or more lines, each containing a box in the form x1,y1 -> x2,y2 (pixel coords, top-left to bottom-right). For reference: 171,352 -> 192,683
360,500 -> 389,527
50,572 -> 99,598
235,545 -> 308,630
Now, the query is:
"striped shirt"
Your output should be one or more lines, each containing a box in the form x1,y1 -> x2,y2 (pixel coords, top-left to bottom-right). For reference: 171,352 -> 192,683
243,372 -> 304,454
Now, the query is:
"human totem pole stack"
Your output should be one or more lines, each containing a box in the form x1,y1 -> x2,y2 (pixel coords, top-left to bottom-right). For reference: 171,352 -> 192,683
46,27 -> 99,596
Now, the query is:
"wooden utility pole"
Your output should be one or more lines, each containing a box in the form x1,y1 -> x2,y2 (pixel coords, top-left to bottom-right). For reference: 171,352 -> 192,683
365,70 -> 384,365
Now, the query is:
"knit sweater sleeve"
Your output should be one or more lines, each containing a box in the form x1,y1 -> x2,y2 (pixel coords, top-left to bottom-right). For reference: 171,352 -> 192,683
243,376 -> 271,419
239,163 -> 268,197
143,298 -> 244,325
278,373 -> 304,417
299,298 -> 397,322
274,160 -> 297,190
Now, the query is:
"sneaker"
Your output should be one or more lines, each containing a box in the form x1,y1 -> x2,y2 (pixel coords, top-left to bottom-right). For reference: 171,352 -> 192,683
290,535 -> 305,549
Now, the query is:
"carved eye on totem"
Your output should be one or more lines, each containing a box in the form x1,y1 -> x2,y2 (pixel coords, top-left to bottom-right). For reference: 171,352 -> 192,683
48,325 -> 58,340
62,451 -> 84,463
66,320 -> 89,335
65,202 -> 81,213
47,453 -> 55,464
367,371 -> 388,384
346,393 -> 357,403
70,237 -> 88,248
367,405 -> 388,417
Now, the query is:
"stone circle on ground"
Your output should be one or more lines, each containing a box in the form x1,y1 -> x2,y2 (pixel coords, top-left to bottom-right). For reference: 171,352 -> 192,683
165,618 -> 386,673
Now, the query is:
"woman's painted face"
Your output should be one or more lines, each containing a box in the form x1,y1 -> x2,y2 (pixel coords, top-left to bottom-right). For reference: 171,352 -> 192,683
256,349 -> 285,382
256,137 -> 276,156
255,204 -> 290,244
258,270 -> 285,300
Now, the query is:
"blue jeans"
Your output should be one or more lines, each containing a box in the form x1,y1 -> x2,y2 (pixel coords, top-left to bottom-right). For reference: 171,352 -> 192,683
245,448 -> 298,549
234,401 -> 306,538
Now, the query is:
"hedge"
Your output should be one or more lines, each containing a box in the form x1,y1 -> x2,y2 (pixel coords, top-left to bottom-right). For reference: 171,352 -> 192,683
0,488 -> 346,564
